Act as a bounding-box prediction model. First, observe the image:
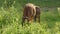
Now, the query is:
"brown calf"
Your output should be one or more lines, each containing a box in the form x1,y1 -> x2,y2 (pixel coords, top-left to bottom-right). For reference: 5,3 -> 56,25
21,3 -> 36,26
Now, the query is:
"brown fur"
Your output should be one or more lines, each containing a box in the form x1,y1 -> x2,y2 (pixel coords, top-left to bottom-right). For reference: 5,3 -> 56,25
34,6 -> 40,23
21,3 -> 41,27
22,3 -> 36,26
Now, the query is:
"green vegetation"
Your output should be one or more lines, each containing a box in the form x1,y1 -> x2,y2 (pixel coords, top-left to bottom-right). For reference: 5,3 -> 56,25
0,0 -> 60,34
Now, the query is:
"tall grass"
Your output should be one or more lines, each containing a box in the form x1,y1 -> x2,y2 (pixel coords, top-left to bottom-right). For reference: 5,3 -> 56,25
0,6 -> 60,34
0,0 -> 60,34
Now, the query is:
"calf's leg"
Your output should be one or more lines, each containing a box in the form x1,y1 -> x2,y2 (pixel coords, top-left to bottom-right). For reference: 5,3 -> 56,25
21,18 -> 25,27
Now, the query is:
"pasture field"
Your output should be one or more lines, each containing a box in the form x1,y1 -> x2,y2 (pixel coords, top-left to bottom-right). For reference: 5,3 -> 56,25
0,7 -> 60,34
0,0 -> 60,34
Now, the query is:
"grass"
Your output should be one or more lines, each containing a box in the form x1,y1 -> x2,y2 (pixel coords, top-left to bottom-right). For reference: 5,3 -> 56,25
0,6 -> 60,34
0,0 -> 60,34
